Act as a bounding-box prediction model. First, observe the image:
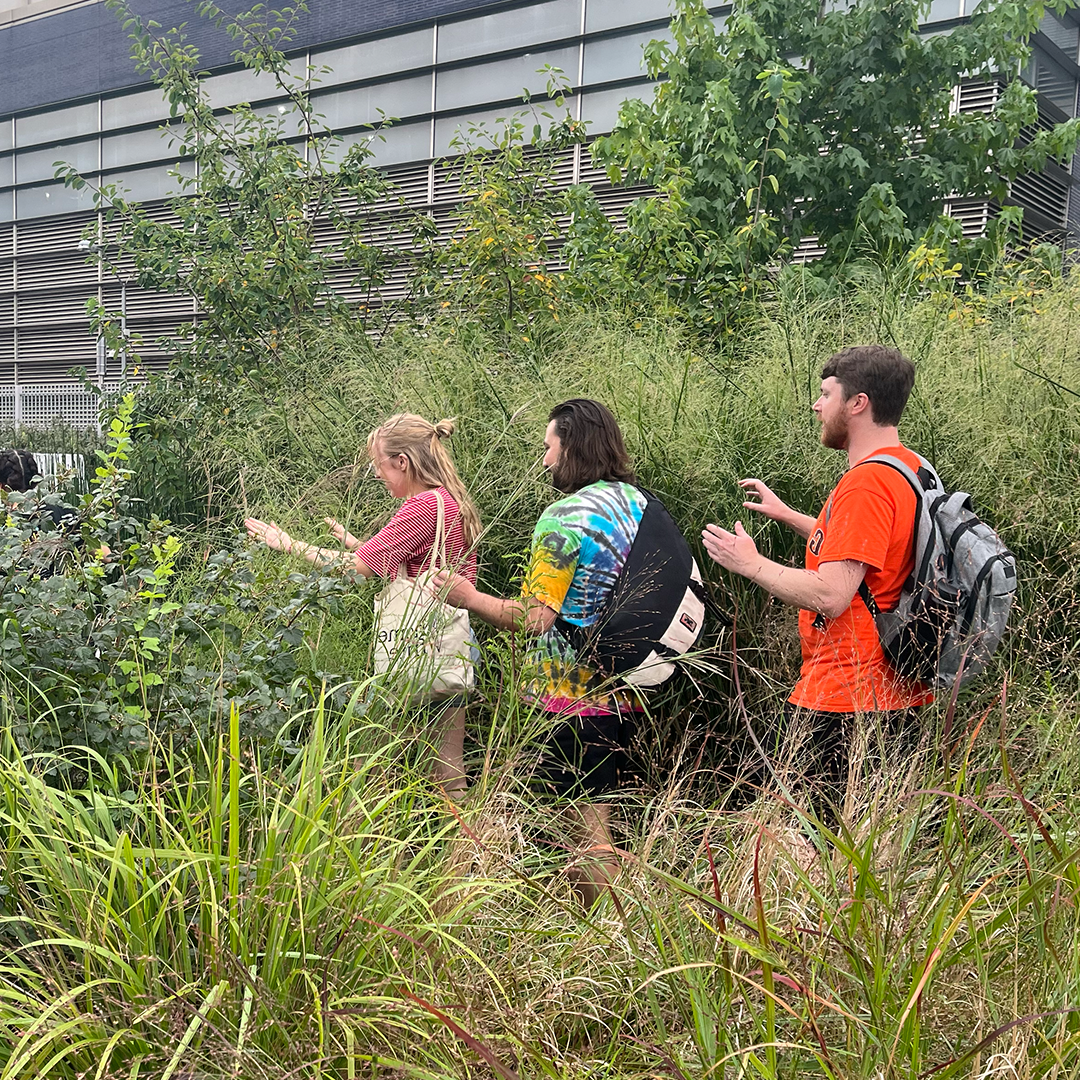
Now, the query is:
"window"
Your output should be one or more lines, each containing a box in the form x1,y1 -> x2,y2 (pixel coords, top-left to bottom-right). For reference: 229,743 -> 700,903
17,138 -> 98,185
99,161 -> 195,204
202,62 -> 307,111
1040,10 -> 1079,63
437,0 -> 581,65
310,76 -> 433,132
925,0 -> 960,21
0,153 -> 11,188
101,126 -> 185,171
364,122 -> 433,166
0,120 -> 12,153
583,29 -> 668,84
102,88 -> 172,131
585,0 -> 671,35
16,181 -> 97,220
314,30 -> 434,86
436,46 -> 580,112
15,102 -> 98,148
580,86 -> 643,133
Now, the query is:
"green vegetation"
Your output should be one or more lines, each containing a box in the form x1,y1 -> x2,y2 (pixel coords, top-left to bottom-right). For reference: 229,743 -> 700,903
12,0 -> 1080,1074
4,271 -> 1080,1076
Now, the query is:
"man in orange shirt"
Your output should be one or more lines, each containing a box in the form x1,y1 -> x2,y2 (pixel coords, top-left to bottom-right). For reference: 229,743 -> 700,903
702,344 -> 933,815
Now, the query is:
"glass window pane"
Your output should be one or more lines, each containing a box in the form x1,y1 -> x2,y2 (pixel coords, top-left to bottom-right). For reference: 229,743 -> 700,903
314,29 -> 433,86
586,0 -> 671,34
0,119 -> 12,153
580,86 -> 645,133
435,105 -> 562,155
17,138 -> 98,185
1040,11 -> 1079,62
1033,48 -> 1077,115
0,153 -> 11,188
584,29 -> 668,84
16,102 -> 98,148
202,61 -> 306,110
438,0 -> 581,65
349,121 -> 433,166
0,190 -> 12,223
926,0 -> 960,20
102,87 -> 172,130
101,161 -> 195,204
436,46 -> 580,112
311,76 -> 433,132
16,180 -> 97,219
102,126 -> 184,171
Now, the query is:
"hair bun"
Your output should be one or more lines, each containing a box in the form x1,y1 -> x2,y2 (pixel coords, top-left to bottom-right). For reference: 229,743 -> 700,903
434,418 -> 455,440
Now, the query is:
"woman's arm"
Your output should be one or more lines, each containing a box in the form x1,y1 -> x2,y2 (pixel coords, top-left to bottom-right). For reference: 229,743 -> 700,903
245,518 -> 375,576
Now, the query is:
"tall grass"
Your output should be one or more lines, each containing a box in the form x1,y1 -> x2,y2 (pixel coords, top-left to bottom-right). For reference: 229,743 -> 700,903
3,272 -> 1080,1076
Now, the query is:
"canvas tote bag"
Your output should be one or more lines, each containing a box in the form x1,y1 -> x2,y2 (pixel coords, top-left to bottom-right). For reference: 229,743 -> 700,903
371,490 -> 473,699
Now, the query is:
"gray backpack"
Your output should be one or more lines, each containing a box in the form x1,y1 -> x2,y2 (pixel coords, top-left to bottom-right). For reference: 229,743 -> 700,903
855,453 -> 1017,689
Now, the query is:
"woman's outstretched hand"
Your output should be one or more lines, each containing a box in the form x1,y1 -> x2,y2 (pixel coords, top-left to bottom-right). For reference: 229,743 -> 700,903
245,517 -> 291,553
324,517 -> 361,550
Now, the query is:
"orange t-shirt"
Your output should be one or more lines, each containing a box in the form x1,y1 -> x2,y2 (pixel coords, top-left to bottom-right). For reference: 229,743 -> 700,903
788,445 -> 935,714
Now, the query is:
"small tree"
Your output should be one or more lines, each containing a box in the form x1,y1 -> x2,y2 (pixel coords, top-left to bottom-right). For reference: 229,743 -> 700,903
582,0 -> 1080,321
59,0 -> 421,394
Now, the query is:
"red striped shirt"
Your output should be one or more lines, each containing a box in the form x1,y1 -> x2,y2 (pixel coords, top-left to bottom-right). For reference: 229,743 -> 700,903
355,487 -> 478,583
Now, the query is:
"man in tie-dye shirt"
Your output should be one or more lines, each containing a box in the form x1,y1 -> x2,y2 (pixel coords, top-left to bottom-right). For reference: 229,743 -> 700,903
434,399 -> 645,905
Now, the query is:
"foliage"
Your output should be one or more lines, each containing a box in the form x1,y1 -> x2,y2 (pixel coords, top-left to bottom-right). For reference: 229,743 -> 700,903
584,0 -> 1080,324
57,0 -> 422,396
416,72 -> 587,337
0,394 -> 352,770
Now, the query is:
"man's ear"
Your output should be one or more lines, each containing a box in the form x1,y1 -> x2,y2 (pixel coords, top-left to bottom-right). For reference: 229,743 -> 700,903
848,391 -> 872,417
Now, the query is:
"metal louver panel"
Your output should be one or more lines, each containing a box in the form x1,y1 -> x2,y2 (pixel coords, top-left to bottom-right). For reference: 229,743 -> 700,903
17,255 -> 98,290
14,212 -> 96,256
0,223 -> 13,260
16,326 -> 96,367
16,290 -> 90,325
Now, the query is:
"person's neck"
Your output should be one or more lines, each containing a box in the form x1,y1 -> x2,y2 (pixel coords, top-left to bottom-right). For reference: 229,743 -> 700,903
845,424 -> 901,469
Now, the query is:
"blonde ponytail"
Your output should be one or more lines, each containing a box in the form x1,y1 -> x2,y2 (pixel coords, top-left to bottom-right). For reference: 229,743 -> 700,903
368,414 -> 481,548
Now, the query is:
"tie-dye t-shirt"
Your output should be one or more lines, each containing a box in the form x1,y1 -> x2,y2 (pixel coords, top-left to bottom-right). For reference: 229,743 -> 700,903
522,481 -> 647,715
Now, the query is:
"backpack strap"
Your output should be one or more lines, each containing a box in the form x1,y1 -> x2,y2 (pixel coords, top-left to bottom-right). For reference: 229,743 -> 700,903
849,451 -> 938,617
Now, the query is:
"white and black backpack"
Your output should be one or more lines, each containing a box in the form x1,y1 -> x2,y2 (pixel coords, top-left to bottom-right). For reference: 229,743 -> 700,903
554,488 -> 709,688
856,453 -> 1017,689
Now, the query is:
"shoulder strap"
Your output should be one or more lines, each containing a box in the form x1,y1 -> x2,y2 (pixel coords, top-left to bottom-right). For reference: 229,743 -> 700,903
850,451 -> 938,616
430,489 -> 448,570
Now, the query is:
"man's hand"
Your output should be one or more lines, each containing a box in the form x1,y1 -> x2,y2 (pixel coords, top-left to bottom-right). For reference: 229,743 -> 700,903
739,479 -> 788,520
737,479 -> 817,539
702,521 -> 762,578
431,569 -> 476,610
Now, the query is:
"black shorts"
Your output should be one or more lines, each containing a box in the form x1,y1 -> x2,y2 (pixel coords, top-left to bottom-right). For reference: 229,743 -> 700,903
534,710 -> 637,799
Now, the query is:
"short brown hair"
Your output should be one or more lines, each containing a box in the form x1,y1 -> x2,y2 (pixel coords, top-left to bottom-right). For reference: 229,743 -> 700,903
548,399 -> 636,493
821,345 -> 915,427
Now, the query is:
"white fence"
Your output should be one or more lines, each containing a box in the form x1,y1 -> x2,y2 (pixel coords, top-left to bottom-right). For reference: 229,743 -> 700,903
0,383 -> 121,431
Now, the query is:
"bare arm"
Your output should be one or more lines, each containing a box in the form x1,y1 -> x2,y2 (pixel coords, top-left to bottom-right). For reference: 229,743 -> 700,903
324,517 -> 362,550
702,521 -> 866,618
431,570 -> 558,634
245,517 -> 376,577
739,478 -> 817,539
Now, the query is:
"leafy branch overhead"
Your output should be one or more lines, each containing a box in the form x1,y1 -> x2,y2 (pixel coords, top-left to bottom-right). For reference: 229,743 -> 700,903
588,0 -> 1080,311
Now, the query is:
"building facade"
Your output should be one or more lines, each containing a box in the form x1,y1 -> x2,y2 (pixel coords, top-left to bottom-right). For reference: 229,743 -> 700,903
1,0 -> 1078,426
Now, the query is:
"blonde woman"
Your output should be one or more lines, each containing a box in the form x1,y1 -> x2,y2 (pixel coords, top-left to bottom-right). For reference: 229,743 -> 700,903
245,414 -> 481,793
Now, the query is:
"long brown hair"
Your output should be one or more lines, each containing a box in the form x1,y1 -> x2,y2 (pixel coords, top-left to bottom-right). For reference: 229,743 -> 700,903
367,414 -> 481,547
548,399 -> 636,494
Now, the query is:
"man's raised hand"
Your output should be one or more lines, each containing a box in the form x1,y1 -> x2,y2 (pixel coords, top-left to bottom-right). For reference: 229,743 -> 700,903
739,478 -> 789,521
701,521 -> 762,579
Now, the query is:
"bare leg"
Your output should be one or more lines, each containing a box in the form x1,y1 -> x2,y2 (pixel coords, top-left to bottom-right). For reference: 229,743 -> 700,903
432,705 -> 467,796
563,801 -> 619,908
